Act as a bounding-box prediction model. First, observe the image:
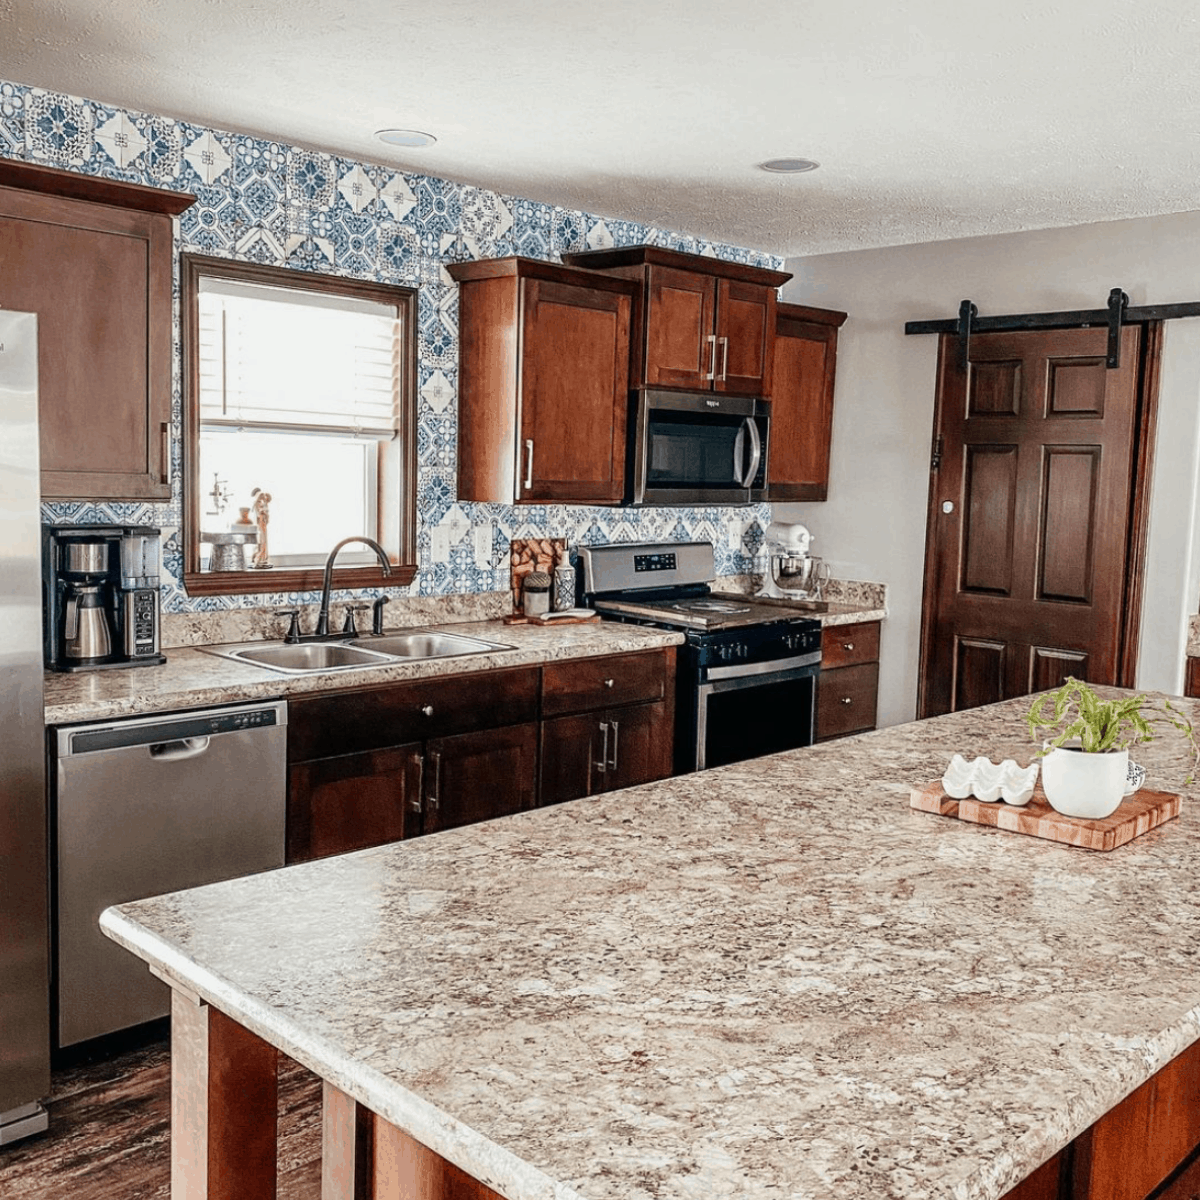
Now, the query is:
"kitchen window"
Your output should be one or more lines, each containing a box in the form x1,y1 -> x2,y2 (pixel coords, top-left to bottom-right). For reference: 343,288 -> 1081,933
181,254 -> 417,595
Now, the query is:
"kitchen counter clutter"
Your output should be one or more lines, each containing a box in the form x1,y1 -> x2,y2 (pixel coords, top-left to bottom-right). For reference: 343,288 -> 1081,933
102,691 -> 1200,1200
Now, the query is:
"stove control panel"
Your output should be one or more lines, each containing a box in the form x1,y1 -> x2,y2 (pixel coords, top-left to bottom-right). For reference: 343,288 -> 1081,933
633,552 -> 677,573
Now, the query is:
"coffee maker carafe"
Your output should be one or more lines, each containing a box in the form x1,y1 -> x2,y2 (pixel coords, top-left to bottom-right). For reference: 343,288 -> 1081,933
44,525 -> 165,671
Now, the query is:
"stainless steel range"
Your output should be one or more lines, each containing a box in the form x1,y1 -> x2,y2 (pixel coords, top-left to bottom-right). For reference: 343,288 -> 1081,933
580,542 -> 822,773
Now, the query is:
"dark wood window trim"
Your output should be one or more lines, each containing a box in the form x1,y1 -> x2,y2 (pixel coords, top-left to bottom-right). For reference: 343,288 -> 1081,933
181,254 -> 418,597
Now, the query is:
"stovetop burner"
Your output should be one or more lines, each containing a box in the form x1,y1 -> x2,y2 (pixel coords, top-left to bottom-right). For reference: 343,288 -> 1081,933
673,599 -> 751,614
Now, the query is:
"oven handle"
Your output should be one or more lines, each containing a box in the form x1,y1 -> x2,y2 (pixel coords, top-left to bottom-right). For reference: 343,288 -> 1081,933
702,650 -> 821,683
738,417 -> 762,488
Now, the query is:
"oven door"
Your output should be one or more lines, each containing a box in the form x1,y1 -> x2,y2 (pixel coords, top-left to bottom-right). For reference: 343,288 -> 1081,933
686,660 -> 818,772
631,389 -> 769,506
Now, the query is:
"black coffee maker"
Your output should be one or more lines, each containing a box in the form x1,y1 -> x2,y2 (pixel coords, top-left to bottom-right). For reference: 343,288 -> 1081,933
43,525 -> 165,671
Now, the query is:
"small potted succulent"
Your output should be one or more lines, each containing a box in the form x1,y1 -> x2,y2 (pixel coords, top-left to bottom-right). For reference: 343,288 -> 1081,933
1026,678 -> 1198,818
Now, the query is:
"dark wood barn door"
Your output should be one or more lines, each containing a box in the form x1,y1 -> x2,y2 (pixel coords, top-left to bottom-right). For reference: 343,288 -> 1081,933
918,323 -> 1158,717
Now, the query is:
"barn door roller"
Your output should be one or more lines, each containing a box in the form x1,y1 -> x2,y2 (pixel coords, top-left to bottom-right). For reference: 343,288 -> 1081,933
906,287 -> 1200,370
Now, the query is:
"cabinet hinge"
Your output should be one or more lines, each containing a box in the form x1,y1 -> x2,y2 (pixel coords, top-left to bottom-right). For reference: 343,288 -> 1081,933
931,434 -> 944,472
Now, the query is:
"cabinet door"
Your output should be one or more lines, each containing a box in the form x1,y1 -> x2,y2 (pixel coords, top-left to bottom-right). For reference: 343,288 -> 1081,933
541,700 -> 673,806
715,279 -> 776,396
643,266 -> 717,389
421,722 -> 539,836
287,744 -> 421,863
602,700 -> 674,792
0,187 -> 174,499
519,278 -> 631,503
540,712 -> 606,806
767,305 -> 844,501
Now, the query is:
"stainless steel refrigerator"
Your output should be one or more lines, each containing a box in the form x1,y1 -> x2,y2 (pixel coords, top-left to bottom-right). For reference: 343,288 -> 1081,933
0,310 -> 51,1144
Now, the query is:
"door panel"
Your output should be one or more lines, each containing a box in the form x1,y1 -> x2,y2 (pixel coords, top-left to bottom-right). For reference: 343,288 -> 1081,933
920,324 -> 1145,717
961,445 -> 1018,595
1039,447 -> 1099,602
954,638 -> 1006,712
716,279 -> 775,395
1028,646 -> 1090,694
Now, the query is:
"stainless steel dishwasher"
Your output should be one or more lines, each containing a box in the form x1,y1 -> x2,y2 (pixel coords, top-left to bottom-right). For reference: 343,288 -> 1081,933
53,700 -> 287,1047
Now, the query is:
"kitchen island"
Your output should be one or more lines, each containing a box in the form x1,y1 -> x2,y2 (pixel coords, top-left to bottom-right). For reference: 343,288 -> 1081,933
100,692 -> 1200,1200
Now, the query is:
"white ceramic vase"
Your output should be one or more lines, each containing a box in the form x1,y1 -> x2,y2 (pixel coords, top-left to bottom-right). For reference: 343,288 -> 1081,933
1040,745 -> 1128,819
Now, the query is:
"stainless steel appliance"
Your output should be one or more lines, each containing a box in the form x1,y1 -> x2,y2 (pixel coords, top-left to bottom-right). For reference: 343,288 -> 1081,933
580,541 -> 821,772
43,524 -> 165,671
629,388 -> 769,505
760,521 -> 827,600
0,311 -> 50,1145
53,701 -> 287,1047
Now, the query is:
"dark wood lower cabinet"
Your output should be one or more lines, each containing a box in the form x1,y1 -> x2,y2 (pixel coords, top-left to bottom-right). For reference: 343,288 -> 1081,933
421,724 -> 538,836
540,700 -> 672,805
288,744 -> 420,862
1185,656 -> 1200,700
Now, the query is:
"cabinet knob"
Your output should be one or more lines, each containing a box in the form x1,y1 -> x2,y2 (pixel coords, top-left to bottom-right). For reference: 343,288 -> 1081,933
840,696 -> 853,705
842,642 -> 854,651
604,678 -> 614,688
421,705 -> 434,717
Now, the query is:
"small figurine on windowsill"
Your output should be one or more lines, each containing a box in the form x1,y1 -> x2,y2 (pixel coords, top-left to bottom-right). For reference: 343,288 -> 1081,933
249,487 -> 273,569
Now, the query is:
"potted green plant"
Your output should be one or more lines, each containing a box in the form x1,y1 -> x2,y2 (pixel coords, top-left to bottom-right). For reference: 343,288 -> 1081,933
1026,678 -> 1198,818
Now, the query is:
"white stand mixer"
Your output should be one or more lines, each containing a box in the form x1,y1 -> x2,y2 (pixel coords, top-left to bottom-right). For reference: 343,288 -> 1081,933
759,521 -> 826,600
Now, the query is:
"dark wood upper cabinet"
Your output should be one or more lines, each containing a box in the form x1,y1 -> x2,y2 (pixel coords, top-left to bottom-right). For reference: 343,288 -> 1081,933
447,257 -> 636,504
766,302 -> 847,502
562,246 -> 791,397
0,161 -> 193,500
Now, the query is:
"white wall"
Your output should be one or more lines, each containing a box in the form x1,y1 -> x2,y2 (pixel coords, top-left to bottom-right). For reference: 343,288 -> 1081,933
777,211 -> 1200,727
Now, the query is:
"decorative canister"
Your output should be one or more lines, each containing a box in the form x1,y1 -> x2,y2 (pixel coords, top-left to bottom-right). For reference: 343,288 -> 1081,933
523,571 -> 552,617
553,552 -> 576,611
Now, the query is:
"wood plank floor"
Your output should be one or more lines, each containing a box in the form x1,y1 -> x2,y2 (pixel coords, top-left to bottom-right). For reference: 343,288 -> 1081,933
0,1031 -> 323,1198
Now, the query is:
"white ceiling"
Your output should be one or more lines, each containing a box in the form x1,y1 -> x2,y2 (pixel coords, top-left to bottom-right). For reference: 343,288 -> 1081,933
9,0 -> 1200,257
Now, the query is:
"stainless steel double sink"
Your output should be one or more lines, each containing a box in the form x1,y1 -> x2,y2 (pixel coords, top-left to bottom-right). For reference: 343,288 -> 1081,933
202,630 -> 513,676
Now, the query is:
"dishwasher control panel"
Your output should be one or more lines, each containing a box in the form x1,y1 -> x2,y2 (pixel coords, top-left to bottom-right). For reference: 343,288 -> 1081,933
57,702 -> 286,756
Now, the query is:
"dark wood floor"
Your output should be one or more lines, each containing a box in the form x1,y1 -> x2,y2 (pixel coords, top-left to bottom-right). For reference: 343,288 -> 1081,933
0,1031 -> 323,1198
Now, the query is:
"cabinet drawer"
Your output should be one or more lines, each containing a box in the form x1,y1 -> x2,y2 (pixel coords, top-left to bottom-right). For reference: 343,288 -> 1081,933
287,665 -> 540,761
542,649 -> 670,717
817,662 -> 879,741
821,621 -> 880,670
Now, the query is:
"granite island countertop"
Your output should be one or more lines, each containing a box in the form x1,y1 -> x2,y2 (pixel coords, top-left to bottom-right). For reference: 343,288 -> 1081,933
102,691 -> 1200,1200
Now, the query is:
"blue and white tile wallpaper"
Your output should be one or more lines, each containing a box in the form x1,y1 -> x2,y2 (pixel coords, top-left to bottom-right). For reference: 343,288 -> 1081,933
10,81 -> 781,612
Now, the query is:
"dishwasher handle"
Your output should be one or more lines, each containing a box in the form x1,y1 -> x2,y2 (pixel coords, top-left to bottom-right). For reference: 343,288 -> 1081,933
148,737 -> 211,761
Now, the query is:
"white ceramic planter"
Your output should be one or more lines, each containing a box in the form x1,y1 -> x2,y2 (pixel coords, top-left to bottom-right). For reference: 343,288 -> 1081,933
1040,745 -> 1128,819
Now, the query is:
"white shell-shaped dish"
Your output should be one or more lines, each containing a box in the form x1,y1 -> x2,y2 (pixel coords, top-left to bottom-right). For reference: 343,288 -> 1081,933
941,754 -> 1039,806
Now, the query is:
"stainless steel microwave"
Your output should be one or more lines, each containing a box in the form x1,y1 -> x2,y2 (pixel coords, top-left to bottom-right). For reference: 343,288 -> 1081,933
629,388 -> 770,506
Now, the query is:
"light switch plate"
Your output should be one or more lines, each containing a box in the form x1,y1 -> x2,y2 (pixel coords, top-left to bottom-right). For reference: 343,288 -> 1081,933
473,525 -> 491,567
431,526 -> 451,563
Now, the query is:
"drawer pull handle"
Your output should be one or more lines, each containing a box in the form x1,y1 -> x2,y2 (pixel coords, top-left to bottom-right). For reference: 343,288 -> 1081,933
604,678 -> 614,688
840,697 -> 853,705
842,642 -> 854,651
596,721 -> 610,773
421,705 -> 434,717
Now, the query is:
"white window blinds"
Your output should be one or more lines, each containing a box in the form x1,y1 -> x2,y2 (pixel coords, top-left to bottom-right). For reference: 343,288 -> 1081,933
197,277 -> 401,435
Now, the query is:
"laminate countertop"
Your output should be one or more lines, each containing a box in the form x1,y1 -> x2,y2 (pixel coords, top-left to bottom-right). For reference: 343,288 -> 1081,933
42,601 -> 886,726
101,692 -> 1200,1200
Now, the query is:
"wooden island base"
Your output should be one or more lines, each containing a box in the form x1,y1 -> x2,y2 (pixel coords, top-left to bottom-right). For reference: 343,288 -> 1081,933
171,991 -> 504,1200
169,986 -> 1200,1200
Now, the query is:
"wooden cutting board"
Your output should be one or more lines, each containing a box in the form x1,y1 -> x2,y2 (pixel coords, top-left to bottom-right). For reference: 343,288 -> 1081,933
910,781 -> 1182,851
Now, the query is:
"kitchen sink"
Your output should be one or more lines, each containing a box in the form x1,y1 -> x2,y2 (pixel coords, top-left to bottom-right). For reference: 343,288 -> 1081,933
202,630 -> 513,675
359,631 -> 510,658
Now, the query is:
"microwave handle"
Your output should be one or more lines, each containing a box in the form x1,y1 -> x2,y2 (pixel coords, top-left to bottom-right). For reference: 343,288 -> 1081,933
738,417 -> 762,487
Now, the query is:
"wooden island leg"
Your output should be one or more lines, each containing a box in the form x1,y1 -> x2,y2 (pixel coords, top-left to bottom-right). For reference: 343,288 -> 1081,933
171,989 -> 279,1199
322,1084 -> 503,1200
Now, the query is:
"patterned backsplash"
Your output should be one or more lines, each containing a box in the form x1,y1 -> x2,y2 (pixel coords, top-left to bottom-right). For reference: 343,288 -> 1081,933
7,80 -> 781,614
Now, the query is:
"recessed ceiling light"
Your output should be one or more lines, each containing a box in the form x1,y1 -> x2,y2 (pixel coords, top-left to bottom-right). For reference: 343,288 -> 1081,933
759,158 -> 819,174
375,129 -> 437,148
